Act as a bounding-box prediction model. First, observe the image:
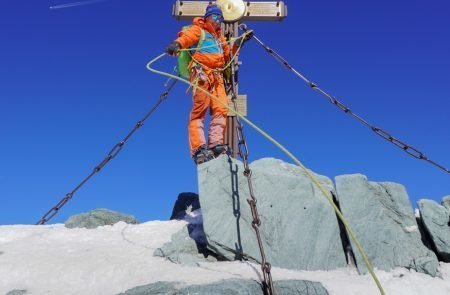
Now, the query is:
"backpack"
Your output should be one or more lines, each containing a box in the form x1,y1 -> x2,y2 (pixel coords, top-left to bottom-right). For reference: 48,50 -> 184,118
177,26 -> 206,79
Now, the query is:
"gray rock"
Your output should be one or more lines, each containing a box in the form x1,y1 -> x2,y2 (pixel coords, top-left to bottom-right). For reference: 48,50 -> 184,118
181,279 -> 263,294
6,290 -> 28,295
418,199 -> 450,262
118,279 -> 329,295
198,156 -> 347,271
335,174 -> 438,276
65,208 -> 138,229
415,216 -> 436,255
274,280 -> 329,295
442,196 -> 450,211
153,223 -> 217,266
119,281 -> 179,295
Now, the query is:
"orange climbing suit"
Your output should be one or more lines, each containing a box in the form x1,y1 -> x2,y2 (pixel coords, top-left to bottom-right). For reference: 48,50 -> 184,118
175,17 -> 232,157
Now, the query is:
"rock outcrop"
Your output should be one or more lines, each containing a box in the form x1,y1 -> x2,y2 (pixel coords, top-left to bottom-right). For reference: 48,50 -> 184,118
63,154 -> 444,283
154,209 -> 219,265
170,193 -> 200,220
118,279 -> 329,295
198,156 -> 347,271
65,208 -> 138,229
442,196 -> 450,211
418,199 -> 450,262
154,223 -> 217,266
155,191 -> 220,265
335,174 -> 438,276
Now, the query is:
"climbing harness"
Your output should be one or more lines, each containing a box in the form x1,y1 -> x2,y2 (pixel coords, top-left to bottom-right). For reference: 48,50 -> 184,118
188,65 -> 218,95
179,31 -> 251,96
238,24 -> 450,175
183,30 -> 253,78
229,61 -> 275,295
36,79 -> 178,225
147,52 -> 386,295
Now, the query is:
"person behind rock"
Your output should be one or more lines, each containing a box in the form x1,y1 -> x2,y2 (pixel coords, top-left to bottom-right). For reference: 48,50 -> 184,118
166,4 -> 252,165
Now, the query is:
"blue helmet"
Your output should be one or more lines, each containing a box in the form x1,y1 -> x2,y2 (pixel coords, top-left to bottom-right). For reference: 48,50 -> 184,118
204,4 -> 223,19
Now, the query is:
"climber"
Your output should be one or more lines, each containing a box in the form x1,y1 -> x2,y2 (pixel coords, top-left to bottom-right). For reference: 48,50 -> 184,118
166,4 -> 252,165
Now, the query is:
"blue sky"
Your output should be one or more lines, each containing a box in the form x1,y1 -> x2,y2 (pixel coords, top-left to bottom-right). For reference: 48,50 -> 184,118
1,0 -> 449,225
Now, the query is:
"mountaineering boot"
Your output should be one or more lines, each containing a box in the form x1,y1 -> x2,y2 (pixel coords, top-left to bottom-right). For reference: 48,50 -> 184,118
193,147 -> 215,165
209,144 -> 231,158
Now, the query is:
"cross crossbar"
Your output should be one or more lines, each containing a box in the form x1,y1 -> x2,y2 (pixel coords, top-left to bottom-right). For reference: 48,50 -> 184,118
173,1 -> 287,21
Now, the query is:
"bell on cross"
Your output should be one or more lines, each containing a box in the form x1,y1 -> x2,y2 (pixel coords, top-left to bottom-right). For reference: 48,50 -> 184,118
216,0 -> 246,22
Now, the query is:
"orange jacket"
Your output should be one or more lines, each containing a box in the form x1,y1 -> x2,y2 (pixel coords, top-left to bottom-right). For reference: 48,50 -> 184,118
175,17 -> 231,69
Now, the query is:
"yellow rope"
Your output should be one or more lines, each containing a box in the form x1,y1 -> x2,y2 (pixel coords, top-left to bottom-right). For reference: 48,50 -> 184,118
146,53 -> 386,295
181,30 -> 252,72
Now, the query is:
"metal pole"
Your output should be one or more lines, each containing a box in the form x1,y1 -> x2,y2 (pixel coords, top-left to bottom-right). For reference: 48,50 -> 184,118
224,22 -> 239,158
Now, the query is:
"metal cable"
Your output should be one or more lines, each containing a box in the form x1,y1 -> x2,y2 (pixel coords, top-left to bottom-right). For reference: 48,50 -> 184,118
36,79 -> 178,225
229,62 -> 275,295
239,24 -> 449,175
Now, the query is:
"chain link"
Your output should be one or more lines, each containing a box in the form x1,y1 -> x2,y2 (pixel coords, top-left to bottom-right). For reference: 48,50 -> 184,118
229,63 -> 275,295
36,79 -> 178,225
241,25 -> 449,175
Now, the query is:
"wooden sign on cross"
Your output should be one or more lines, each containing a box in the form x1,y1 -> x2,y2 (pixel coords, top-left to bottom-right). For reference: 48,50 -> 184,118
172,0 -> 287,157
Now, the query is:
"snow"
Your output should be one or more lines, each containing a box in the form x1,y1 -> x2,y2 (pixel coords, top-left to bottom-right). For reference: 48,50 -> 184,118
0,221 -> 449,295
415,208 -> 421,218
404,225 -> 419,233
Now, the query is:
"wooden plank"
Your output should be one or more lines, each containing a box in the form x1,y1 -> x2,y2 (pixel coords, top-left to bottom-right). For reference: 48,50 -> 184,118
227,95 -> 247,116
173,1 -> 287,21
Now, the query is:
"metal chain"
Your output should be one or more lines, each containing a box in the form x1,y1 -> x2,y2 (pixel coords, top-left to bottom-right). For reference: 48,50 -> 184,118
36,79 -> 178,225
239,25 -> 450,175
229,62 -> 275,295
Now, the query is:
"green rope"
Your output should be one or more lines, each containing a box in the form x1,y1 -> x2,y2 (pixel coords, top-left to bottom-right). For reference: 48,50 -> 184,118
146,53 -> 386,295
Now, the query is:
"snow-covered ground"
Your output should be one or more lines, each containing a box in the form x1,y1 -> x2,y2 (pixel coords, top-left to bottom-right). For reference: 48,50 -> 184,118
0,220 -> 449,295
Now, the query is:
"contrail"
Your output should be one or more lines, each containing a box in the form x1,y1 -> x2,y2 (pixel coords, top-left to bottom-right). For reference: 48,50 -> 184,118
49,0 -> 107,10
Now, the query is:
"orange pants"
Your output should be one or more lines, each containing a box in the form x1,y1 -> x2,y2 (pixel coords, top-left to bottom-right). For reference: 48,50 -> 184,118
188,70 -> 228,157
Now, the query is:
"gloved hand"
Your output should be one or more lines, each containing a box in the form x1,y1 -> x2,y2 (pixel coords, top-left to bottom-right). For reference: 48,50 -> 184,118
236,30 -> 254,48
166,41 -> 181,56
